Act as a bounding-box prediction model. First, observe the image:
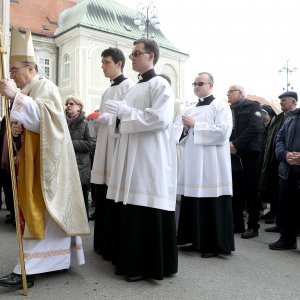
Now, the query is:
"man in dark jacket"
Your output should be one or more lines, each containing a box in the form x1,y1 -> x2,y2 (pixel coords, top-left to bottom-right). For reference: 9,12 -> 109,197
269,104 -> 300,250
228,84 -> 263,238
260,91 -> 297,233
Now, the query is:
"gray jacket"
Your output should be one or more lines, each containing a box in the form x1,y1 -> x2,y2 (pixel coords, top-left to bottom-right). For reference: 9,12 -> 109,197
67,112 -> 96,185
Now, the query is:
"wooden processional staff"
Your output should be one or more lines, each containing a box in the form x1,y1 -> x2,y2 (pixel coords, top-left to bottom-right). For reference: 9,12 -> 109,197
0,23 -> 28,296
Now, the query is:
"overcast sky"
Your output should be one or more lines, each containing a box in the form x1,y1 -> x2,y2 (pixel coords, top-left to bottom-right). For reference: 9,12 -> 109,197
117,0 -> 300,102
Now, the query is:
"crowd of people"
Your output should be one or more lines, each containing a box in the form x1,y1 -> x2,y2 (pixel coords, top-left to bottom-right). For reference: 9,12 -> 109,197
0,28 -> 299,289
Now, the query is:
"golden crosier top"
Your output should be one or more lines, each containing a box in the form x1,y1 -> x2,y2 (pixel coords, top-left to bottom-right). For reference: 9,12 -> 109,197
0,24 -> 8,80
0,24 -> 7,52
10,27 -> 36,64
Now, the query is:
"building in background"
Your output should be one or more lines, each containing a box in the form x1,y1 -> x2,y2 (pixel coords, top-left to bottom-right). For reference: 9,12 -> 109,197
6,0 -> 188,113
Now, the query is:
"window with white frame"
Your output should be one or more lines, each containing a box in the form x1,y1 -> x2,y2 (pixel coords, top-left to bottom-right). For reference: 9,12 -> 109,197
63,54 -> 70,79
38,57 -> 50,78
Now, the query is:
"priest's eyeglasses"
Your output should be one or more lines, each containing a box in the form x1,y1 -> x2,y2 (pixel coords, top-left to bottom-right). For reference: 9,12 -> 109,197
227,89 -> 240,95
9,66 -> 28,74
129,50 -> 149,59
192,82 -> 210,87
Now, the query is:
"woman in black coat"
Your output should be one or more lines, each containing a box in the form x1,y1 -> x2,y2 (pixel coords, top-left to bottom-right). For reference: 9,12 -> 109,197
65,96 -> 96,219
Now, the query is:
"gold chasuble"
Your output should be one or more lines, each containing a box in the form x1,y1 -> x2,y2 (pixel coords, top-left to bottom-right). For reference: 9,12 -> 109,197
13,75 -> 90,239
18,130 -> 45,239
9,28 -> 89,240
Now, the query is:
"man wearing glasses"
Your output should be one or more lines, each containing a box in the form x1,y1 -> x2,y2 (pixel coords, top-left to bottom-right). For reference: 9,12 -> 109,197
228,85 -> 263,238
0,28 -> 89,288
104,38 -> 178,282
174,72 -> 234,258
90,47 -> 134,260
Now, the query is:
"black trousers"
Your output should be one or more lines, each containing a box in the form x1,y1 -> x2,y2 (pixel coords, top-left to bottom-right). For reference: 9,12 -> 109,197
82,184 -> 90,218
232,152 -> 260,231
273,183 -> 282,229
93,183 -> 118,261
279,172 -> 300,242
0,169 -> 14,216
232,169 -> 245,230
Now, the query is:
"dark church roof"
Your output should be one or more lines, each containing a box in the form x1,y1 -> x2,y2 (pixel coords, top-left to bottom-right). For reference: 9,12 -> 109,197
55,0 -> 185,54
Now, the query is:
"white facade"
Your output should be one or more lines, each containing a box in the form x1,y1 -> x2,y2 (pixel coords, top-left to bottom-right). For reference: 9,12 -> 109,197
34,35 -> 58,84
55,27 -> 188,113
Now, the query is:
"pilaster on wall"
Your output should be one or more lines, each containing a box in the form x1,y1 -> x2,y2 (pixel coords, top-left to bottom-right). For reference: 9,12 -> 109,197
74,46 -> 88,107
74,34 -> 88,110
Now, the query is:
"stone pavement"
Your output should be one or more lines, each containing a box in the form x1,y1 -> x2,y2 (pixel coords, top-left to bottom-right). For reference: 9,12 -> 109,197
0,208 -> 299,300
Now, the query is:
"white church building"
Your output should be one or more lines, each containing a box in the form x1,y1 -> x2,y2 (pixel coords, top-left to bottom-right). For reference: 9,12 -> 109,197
2,0 -> 189,113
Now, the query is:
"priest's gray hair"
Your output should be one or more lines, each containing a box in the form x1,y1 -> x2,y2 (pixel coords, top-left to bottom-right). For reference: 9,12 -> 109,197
229,84 -> 246,97
23,61 -> 38,72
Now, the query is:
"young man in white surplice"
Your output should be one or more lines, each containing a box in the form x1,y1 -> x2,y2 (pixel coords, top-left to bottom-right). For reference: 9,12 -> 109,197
104,38 -> 178,282
174,72 -> 234,258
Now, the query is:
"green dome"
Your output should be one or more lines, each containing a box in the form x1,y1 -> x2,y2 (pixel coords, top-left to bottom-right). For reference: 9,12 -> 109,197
55,0 -> 181,52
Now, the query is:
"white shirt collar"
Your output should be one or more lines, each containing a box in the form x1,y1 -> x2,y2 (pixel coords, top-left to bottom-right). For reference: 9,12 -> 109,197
198,93 -> 212,102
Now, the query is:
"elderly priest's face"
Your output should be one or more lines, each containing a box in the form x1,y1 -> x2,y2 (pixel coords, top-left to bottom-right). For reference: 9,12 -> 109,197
9,61 -> 35,89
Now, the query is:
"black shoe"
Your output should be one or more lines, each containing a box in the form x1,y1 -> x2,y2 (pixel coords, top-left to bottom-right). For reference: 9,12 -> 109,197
265,226 -> 280,233
269,238 -> 297,250
241,229 -> 258,239
89,212 -> 95,221
4,216 -> 15,224
125,275 -> 144,282
265,218 -> 275,224
4,218 -> 12,224
261,211 -> 273,220
234,226 -> 245,233
201,252 -> 218,258
114,267 -> 125,276
0,272 -> 34,288
179,244 -> 196,251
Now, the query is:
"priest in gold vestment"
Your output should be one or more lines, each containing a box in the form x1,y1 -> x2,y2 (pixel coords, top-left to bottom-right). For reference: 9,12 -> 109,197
0,28 -> 89,289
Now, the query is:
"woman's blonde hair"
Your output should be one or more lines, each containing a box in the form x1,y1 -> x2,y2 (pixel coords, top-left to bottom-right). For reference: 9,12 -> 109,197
65,96 -> 84,112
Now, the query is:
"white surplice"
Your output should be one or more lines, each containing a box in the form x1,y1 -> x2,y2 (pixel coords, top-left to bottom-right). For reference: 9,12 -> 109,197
106,76 -> 177,211
174,99 -> 233,198
91,79 -> 135,185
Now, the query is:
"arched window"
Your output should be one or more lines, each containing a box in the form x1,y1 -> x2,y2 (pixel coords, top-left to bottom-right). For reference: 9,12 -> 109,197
63,53 -> 70,79
161,64 -> 178,98
38,57 -> 50,78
